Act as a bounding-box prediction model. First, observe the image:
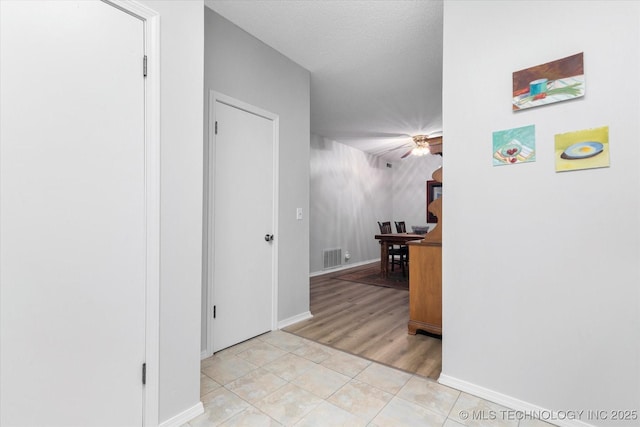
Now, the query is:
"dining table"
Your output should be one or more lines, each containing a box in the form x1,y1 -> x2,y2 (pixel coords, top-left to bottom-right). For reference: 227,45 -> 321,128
374,233 -> 424,278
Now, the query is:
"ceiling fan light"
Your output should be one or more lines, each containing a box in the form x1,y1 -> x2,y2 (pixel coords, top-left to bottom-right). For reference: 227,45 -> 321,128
411,146 -> 429,156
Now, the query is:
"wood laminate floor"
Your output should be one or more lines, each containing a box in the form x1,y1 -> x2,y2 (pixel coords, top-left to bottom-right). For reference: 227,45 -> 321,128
283,262 -> 442,380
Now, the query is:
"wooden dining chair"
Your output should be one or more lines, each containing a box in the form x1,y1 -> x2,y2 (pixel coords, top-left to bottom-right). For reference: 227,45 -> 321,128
377,221 -> 406,274
394,221 -> 409,271
378,221 -> 392,234
394,221 -> 406,233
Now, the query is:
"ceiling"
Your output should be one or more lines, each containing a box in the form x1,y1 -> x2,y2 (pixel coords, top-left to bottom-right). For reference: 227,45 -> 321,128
204,0 -> 443,161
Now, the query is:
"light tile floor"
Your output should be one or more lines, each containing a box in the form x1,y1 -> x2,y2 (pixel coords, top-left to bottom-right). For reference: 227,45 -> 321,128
184,331 -> 556,427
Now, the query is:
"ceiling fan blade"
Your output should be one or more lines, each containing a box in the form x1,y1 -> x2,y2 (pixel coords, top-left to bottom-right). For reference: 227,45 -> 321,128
384,143 -> 413,153
333,132 -> 411,140
400,149 -> 413,159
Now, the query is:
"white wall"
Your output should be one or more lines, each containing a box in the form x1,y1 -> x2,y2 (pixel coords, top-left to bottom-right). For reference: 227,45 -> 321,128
442,1 -> 640,424
0,1 -> 204,425
137,0 -> 204,424
309,135 -> 391,272
392,153 -> 443,231
203,8 -> 310,341
309,135 -> 442,273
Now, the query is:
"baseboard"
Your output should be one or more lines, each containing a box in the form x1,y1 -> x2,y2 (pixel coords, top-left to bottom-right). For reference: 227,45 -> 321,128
309,259 -> 378,277
278,311 -> 313,329
200,349 -> 210,360
159,401 -> 204,427
438,374 -> 595,427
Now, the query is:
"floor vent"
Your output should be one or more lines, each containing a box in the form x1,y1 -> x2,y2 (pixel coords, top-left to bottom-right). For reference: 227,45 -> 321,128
323,248 -> 342,269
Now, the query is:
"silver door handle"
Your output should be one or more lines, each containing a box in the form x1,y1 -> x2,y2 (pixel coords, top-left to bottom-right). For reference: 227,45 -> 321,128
264,234 -> 274,242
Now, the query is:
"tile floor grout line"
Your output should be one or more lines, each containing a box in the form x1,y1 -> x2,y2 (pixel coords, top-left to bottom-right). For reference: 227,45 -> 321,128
193,331 -> 551,427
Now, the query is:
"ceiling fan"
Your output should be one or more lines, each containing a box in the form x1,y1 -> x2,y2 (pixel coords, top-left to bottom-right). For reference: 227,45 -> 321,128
400,134 -> 443,159
335,132 -> 443,160
374,134 -> 443,159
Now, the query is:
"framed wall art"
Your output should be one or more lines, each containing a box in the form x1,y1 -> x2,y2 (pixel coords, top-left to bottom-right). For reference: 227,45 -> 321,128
426,180 -> 442,223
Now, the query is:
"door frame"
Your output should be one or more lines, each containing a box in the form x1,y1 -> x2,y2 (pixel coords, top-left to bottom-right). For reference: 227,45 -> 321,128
205,91 -> 279,357
103,1 -> 160,425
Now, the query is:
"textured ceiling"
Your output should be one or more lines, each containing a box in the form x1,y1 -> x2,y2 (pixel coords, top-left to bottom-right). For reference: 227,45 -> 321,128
204,0 -> 443,161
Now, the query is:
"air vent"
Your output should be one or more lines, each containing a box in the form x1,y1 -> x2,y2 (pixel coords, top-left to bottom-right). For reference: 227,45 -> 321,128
323,248 -> 342,269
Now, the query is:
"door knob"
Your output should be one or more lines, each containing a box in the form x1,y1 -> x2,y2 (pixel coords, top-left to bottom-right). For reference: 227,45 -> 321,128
264,234 -> 274,242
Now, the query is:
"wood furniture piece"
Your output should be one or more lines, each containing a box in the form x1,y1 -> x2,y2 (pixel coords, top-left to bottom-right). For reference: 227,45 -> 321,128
374,233 -> 423,278
407,165 -> 442,336
407,240 -> 442,335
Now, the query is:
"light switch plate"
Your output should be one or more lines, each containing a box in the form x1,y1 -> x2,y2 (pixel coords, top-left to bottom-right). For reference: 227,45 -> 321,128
296,208 -> 303,220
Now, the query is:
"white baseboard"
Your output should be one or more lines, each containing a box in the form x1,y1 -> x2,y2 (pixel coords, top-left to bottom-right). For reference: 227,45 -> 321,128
200,349 -> 210,360
438,374 -> 595,427
278,311 -> 313,329
159,401 -> 204,427
309,259 -> 378,277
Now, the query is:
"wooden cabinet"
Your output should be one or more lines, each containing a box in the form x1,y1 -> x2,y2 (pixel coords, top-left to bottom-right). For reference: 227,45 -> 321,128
407,240 -> 442,336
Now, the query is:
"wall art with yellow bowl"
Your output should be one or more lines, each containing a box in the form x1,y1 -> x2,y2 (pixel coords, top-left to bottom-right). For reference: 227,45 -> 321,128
555,126 -> 609,172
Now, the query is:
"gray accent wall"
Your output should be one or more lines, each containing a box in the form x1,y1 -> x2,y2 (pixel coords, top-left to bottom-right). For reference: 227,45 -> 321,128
203,9 -> 311,350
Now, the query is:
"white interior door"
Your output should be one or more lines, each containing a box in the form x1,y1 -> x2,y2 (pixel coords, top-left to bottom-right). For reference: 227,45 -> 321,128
0,1 -> 147,426
210,95 -> 277,353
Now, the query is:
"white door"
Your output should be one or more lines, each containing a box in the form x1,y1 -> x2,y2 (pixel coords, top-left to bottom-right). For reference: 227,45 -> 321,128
210,96 -> 277,352
0,1 -> 147,426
